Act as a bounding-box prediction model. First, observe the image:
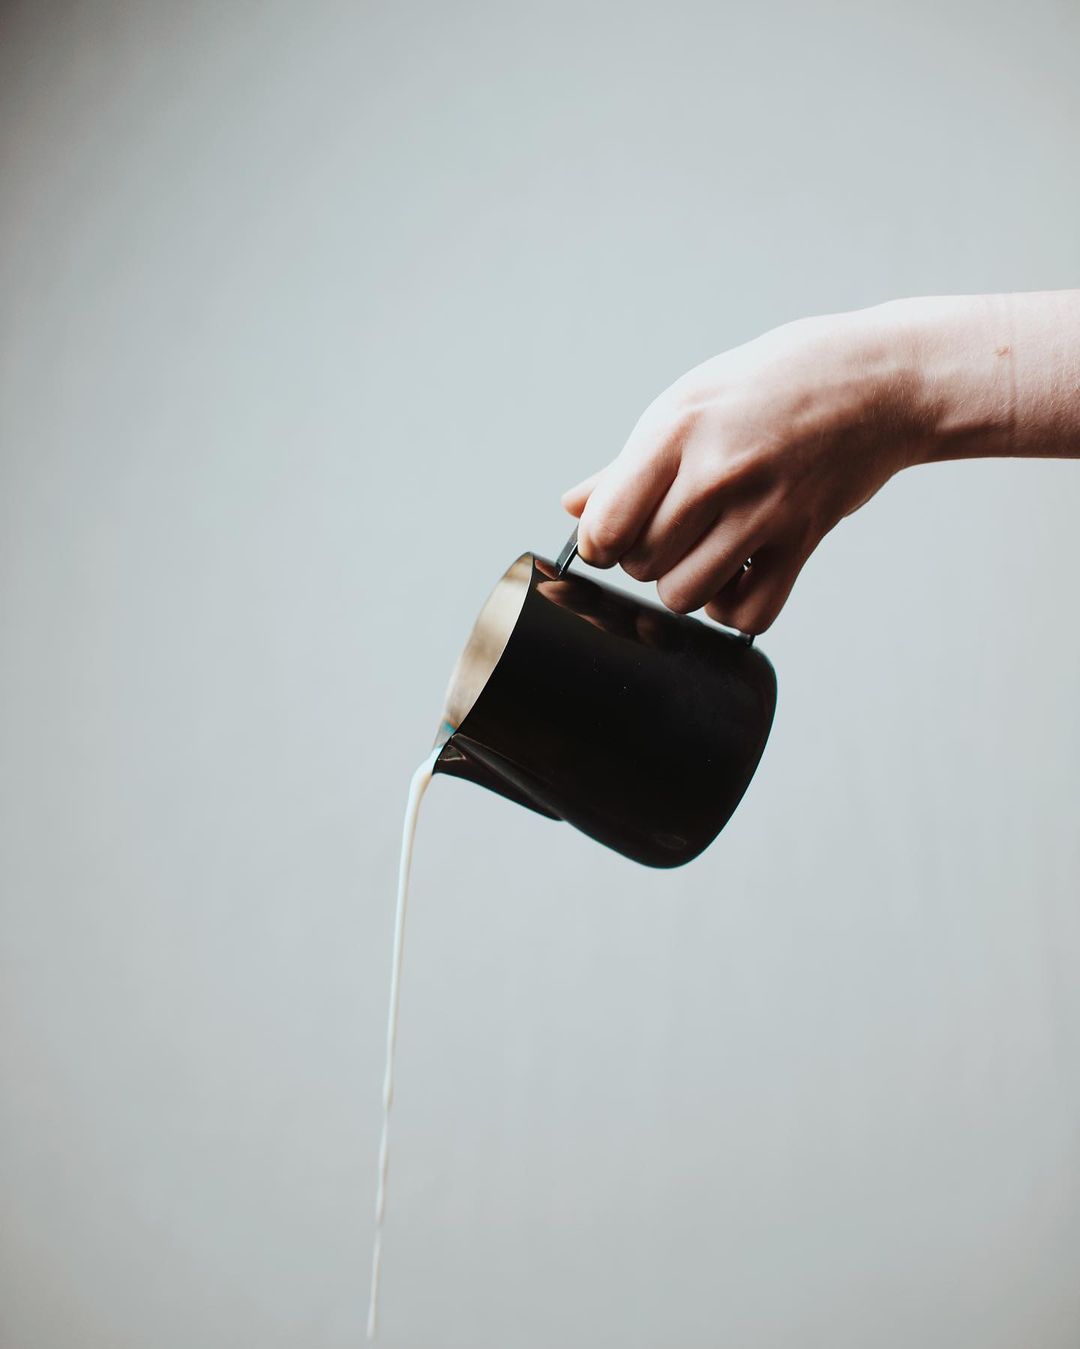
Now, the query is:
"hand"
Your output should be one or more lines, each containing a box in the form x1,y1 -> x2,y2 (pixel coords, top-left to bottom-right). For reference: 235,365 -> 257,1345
562,306 -> 930,634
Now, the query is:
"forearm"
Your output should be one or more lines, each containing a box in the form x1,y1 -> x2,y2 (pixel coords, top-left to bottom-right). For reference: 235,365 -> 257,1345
886,290 -> 1080,465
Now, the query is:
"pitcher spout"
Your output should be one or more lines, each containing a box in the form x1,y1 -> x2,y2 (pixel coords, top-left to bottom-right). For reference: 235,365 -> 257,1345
434,734 -> 561,821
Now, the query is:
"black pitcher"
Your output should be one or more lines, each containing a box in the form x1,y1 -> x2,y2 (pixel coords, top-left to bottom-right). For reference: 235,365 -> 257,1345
433,546 -> 777,867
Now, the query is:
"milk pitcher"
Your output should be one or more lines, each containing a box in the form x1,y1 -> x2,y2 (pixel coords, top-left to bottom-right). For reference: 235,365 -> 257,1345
432,541 -> 777,867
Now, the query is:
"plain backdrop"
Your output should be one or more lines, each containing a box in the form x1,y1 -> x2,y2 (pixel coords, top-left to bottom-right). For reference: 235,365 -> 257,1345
3,2 -> 1080,1347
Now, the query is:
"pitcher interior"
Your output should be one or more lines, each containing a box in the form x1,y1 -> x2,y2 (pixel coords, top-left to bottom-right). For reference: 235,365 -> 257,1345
437,554 -> 532,745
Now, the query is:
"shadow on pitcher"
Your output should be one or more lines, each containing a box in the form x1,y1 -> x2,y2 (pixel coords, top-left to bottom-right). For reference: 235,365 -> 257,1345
432,553 -> 777,868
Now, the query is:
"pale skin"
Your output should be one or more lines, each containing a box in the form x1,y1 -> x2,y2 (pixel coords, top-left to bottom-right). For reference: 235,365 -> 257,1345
562,291 -> 1080,634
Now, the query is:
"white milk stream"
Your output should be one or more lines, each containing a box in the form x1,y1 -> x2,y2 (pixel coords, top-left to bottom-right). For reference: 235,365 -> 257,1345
367,747 -> 440,1339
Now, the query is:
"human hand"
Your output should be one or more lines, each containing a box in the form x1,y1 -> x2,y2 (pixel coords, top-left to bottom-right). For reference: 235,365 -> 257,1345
562,305 -> 930,634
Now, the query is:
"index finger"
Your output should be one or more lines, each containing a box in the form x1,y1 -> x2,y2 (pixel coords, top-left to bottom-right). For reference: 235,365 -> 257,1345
560,471 -> 601,518
576,412 -> 681,567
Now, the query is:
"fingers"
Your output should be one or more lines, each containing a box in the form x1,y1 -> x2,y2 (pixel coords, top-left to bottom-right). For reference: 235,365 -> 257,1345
655,511 -> 762,615
564,464 -> 807,632
703,543 -> 806,634
574,411 -> 684,567
620,479 -> 720,583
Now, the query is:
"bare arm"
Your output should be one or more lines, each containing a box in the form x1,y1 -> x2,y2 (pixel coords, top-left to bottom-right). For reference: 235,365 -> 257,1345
562,291 -> 1080,634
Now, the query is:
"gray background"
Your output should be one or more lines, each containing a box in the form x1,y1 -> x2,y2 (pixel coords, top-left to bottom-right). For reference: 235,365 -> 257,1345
3,2 -> 1080,1346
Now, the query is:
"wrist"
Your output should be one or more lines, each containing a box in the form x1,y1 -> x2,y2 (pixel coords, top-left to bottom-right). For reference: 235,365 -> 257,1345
873,294 -> 1018,466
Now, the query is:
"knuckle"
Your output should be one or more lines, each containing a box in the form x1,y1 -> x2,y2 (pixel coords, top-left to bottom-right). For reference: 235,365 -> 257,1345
712,444 -> 760,493
705,583 -> 752,632
680,451 -> 726,501
666,405 -> 702,452
656,575 -> 695,614
621,553 -> 657,583
580,515 -> 625,563
641,400 -> 701,459
668,371 -> 714,414
731,604 -> 762,634
733,596 -> 778,635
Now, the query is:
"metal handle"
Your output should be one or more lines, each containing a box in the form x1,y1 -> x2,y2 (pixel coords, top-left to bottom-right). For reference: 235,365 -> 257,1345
554,526 -> 579,577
